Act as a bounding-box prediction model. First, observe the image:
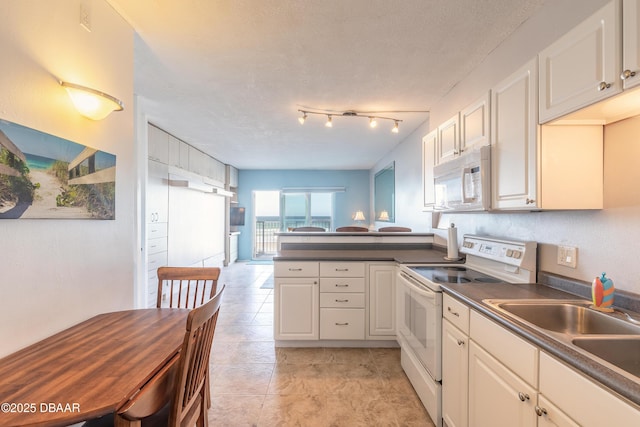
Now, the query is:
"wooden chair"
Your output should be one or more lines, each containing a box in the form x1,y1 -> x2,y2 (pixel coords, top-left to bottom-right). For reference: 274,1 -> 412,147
335,226 -> 369,232
157,267 -> 220,309
291,226 -> 326,232
84,286 -> 225,427
378,226 -> 412,232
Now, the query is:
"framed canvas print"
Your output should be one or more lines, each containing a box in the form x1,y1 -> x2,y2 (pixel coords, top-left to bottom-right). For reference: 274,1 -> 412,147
0,119 -> 116,219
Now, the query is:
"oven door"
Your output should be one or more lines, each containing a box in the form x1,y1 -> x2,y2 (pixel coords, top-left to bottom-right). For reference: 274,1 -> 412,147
396,271 -> 442,381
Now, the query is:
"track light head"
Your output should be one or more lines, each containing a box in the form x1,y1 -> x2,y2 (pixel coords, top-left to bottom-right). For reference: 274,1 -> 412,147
298,111 -> 307,125
369,117 -> 377,128
391,121 -> 399,133
325,115 -> 333,127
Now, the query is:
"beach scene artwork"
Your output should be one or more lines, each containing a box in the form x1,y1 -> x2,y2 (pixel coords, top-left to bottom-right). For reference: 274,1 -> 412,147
0,119 -> 116,219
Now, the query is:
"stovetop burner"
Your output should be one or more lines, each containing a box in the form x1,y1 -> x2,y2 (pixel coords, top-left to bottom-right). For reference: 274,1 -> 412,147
409,266 -> 506,284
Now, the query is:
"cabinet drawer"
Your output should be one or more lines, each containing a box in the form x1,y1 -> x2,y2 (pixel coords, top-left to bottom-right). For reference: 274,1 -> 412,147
320,308 -> 365,340
147,222 -> 168,239
539,352 -> 640,426
148,251 -> 167,272
274,261 -> 319,277
320,293 -> 365,308
320,262 -> 365,277
470,310 -> 538,387
319,277 -> 365,293
147,237 -> 168,255
443,294 -> 470,334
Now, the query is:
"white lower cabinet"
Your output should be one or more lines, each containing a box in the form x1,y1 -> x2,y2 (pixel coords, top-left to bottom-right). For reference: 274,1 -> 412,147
539,352 -> 640,426
535,395 -> 579,427
442,296 -> 640,427
320,262 -> 365,340
275,277 -> 319,340
468,340 -> 537,427
274,261 -> 320,340
442,319 -> 469,427
368,264 -> 396,338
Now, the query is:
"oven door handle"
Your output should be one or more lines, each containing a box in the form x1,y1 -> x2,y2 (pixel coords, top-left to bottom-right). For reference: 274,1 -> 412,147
399,272 -> 437,300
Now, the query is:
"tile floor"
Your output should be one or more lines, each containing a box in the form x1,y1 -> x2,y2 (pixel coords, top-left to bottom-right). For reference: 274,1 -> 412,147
209,261 -> 434,427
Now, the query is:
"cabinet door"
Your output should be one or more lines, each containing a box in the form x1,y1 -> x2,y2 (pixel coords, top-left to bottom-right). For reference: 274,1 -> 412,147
148,124 -> 169,163
275,277 -> 319,340
491,57 -> 539,210
623,0 -> 640,89
536,395 -> 580,427
368,264 -> 395,336
437,114 -> 459,164
147,160 -> 168,223
468,341 -> 536,427
539,352 -> 640,426
422,130 -> 437,208
460,92 -> 490,153
539,1 -> 622,123
442,319 -> 469,427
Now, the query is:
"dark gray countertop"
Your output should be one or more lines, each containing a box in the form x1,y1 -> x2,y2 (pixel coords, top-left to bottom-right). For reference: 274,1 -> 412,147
274,247 -> 464,264
441,282 -> 640,407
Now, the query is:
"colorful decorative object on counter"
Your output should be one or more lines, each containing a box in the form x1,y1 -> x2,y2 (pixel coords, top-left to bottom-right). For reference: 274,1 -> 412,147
592,272 -> 615,312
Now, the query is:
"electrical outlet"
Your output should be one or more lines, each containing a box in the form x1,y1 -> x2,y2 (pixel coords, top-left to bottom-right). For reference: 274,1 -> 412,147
80,1 -> 91,32
557,245 -> 578,268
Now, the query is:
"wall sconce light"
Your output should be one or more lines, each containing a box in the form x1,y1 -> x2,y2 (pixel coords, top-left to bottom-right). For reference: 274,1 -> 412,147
353,210 -> 366,222
378,210 -> 390,221
60,81 -> 124,120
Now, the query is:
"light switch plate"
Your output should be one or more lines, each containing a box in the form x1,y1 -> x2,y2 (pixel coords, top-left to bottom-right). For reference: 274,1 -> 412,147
557,245 -> 578,268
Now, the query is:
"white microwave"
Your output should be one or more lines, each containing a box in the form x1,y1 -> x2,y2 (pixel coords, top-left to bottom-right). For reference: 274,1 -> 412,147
433,145 -> 491,211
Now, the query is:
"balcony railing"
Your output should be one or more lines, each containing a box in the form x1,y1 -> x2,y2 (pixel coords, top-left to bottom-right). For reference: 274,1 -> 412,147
254,217 -> 331,256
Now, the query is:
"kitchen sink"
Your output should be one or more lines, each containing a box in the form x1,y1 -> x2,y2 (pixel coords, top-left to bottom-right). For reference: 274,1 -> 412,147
572,337 -> 640,378
487,299 -> 640,335
483,298 -> 640,382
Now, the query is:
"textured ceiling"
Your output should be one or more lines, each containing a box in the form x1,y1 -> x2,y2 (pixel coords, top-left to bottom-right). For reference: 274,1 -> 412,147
108,0 -> 546,169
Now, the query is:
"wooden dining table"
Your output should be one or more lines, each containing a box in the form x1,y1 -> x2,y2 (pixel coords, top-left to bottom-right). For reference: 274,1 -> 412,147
0,308 -> 189,427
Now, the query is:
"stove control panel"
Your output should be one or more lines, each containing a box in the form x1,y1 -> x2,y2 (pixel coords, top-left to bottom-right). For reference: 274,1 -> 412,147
460,235 -> 536,271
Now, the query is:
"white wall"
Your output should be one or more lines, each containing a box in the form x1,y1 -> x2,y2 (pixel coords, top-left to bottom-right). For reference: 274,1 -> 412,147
373,0 -> 640,294
0,0 -> 135,356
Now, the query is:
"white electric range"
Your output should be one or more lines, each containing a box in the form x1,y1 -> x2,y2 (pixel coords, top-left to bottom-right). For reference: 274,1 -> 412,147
396,235 -> 537,427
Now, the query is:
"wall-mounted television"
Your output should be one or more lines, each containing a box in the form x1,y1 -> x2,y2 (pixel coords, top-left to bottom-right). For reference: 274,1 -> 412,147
230,206 -> 245,226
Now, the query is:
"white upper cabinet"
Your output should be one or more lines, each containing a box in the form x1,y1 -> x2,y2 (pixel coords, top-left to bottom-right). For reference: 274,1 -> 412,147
148,124 -> 169,163
460,92 -> 490,153
437,114 -> 460,164
539,1 -> 622,123
491,58 -> 539,210
422,129 -> 437,208
623,0 -> 640,89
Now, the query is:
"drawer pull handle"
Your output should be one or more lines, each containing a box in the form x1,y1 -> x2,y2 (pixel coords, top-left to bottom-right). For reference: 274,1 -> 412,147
335,284 -> 349,287
518,392 -> 530,402
447,307 -> 460,317
457,339 -> 465,346
335,299 -> 349,303
335,322 -> 349,326
335,268 -> 349,272
535,406 -> 548,417
288,268 -> 303,271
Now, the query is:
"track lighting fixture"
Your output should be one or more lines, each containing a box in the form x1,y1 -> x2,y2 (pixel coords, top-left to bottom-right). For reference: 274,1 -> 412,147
296,107 -> 427,133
